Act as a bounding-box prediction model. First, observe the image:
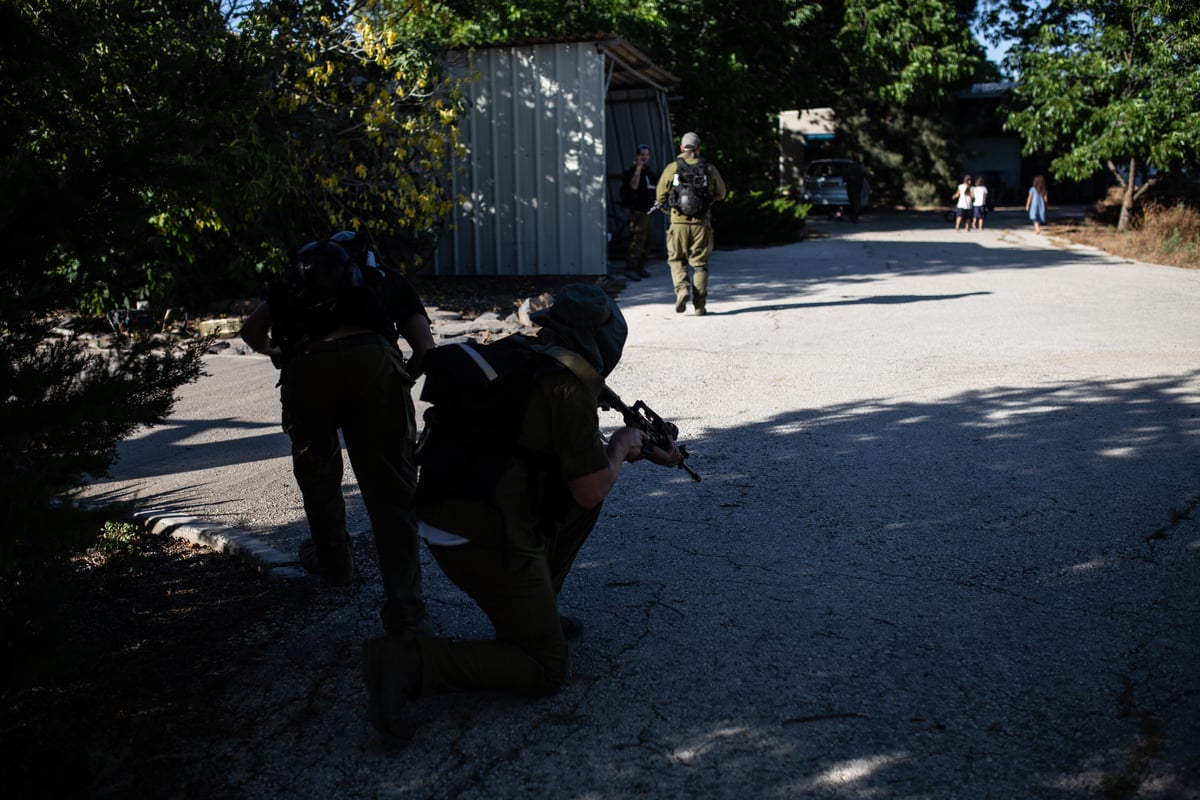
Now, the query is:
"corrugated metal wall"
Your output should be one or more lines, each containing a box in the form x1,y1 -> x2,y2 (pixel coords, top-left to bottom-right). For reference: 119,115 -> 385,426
438,43 -> 608,276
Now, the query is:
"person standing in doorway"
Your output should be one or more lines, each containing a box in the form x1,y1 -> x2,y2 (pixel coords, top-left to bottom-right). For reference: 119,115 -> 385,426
655,132 -> 727,316
1025,175 -> 1049,234
620,144 -> 659,281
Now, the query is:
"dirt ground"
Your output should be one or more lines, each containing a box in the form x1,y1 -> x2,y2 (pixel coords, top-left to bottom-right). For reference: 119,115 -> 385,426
2,534 -> 295,797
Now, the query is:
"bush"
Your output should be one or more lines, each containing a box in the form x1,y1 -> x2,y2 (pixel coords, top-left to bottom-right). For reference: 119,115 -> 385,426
1065,196 -> 1200,270
0,320 -> 206,638
712,185 -> 811,246
1140,202 -> 1200,266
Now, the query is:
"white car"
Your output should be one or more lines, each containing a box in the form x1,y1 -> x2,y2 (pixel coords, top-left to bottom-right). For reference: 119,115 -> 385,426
801,159 -> 871,215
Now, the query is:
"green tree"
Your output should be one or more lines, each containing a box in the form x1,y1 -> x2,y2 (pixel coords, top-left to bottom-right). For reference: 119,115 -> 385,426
823,0 -> 979,205
238,0 -> 467,266
1,1 -> 219,621
836,0 -> 979,106
629,2 -> 818,182
0,0 -> 270,314
996,0 -> 1200,230
0,0 -> 465,624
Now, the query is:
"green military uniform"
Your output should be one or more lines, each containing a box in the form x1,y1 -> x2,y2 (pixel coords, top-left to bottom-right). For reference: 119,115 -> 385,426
415,345 -> 609,696
363,285 -> 630,734
655,155 -> 727,313
268,242 -> 429,636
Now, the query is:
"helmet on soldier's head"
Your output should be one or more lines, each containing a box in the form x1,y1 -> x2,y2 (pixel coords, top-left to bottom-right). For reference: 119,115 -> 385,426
530,283 -> 627,377
329,229 -> 379,269
288,240 -> 355,304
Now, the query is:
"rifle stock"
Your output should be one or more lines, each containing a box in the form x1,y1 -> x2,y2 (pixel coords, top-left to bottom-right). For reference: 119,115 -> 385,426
599,386 -> 701,481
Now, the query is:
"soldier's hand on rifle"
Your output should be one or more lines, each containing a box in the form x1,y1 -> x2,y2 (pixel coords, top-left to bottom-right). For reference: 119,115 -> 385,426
619,428 -> 683,468
598,387 -> 701,480
608,427 -> 648,465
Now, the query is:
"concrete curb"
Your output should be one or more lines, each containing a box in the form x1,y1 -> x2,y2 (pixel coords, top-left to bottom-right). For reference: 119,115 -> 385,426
132,508 -> 307,581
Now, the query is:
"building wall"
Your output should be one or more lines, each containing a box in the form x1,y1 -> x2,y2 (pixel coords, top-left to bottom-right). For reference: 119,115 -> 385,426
438,43 -> 608,276
778,109 -> 837,191
961,137 -> 1023,206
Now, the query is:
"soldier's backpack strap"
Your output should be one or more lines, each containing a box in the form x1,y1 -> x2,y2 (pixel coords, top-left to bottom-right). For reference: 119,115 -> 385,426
534,344 -> 605,401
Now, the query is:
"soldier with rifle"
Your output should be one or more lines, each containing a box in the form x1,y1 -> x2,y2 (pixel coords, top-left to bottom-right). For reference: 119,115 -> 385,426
362,283 -> 690,739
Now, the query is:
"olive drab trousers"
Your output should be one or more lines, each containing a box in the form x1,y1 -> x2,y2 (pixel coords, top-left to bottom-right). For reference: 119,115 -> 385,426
280,332 -> 427,636
666,220 -> 714,308
625,209 -> 654,273
416,501 -> 603,698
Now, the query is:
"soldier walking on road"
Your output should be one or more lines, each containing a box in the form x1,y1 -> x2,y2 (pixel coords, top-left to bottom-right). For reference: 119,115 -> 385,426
656,132 -> 726,316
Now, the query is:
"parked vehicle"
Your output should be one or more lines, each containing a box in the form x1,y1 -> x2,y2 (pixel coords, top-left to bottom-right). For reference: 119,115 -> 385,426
801,159 -> 871,216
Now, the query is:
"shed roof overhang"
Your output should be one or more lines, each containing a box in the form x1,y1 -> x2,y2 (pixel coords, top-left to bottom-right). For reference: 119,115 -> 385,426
462,33 -> 679,94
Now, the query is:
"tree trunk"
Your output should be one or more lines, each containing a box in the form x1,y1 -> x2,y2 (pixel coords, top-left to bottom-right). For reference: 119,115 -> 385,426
1117,156 -> 1136,232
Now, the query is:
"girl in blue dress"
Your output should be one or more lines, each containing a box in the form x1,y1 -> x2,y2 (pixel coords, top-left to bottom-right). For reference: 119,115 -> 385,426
1025,175 -> 1048,233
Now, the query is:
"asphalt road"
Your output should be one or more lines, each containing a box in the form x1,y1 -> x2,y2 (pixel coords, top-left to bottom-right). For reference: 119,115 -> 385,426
81,208 -> 1200,798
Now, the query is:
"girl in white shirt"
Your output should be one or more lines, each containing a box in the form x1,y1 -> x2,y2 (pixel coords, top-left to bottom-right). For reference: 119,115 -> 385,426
971,176 -> 989,230
952,174 -> 973,231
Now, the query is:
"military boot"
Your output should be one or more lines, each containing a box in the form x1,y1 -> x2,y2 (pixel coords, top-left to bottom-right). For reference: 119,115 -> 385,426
363,636 -> 423,740
298,538 -> 353,586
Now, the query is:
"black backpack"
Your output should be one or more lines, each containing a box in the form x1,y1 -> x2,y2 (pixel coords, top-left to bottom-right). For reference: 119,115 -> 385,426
668,157 -> 712,217
414,337 -> 568,527
269,234 -> 392,356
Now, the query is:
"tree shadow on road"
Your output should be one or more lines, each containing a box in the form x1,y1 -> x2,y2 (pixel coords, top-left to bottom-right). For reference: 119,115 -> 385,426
582,368 -> 1200,798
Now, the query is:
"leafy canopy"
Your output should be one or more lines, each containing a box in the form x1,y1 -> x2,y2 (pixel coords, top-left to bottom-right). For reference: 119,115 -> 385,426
997,0 -> 1200,228
239,0 -> 466,265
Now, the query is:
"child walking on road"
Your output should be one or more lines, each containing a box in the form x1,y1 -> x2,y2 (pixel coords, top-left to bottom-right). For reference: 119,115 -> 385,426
1026,175 -> 1049,234
952,174 -> 973,232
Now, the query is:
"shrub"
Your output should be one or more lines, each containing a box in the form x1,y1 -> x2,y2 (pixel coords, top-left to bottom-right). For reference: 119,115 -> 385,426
1139,202 -> 1200,266
1066,197 -> 1200,270
0,320 -> 205,640
98,521 -> 149,561
712,185 -> 811,246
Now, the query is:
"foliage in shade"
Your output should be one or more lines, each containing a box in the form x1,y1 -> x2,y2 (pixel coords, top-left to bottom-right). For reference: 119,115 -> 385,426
712,185 -> 811,246
0,320 -> 206,614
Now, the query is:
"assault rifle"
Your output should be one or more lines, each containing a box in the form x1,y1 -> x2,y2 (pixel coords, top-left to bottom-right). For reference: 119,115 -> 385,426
599,386 -> 702,482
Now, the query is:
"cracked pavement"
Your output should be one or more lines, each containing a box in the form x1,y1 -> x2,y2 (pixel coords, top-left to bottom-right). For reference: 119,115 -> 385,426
81,208 -> 1200,798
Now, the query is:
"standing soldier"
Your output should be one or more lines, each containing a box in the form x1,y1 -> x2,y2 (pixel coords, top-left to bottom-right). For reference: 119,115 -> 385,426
240,231 -> 433,640
655,131 -> 727,316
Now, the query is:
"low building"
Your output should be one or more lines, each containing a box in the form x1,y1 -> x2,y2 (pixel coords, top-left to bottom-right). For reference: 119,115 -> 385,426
436,35 -> 678,277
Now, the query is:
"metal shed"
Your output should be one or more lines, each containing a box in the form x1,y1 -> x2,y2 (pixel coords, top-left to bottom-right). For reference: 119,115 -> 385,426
436,35 -> 678,277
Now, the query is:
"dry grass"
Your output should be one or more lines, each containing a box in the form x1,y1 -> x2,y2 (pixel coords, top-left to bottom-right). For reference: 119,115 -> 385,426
1048,187 -> 1200,270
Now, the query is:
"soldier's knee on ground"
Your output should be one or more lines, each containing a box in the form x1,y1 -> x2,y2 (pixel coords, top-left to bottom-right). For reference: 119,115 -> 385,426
528,638 -> 569,696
